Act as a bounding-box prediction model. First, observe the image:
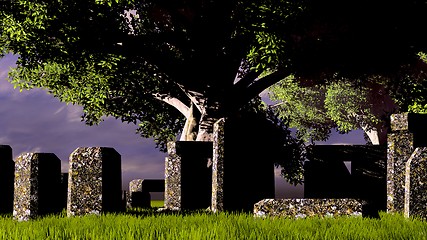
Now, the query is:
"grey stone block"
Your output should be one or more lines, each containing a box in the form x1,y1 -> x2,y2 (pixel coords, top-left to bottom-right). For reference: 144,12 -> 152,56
128,179 -> 164,208
211,116 -> 275,212
212,118 -> 225,212
254,198 -> 362,218
164,141 -> 212,210
404,147 -> 427,219
0,145 -> 14,214
67,147 -> 122,217
387,132 -> 414,213
304,145 -> 386,217
13,153 -> 62,221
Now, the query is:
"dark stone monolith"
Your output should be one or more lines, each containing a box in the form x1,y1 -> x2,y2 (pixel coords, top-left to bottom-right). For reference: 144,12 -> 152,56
13,153 -> 62,221
0,145 -> 14,214
67,147 -> 122,216
164,141 -> 212,210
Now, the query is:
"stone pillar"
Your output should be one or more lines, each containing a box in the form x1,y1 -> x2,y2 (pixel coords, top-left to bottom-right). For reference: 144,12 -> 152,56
13,153 -> 62,221
128,179 -> 165,208
304,145 -> 387,218
404,147 -> 427,219
211,116 -> 275,212
0,145 -> 14,214
212,118 -> 225,212
387,113 -> 414,213
254,199 -> 362,218
164,141 -> 212,210
128,179 -> 150,208
164,142 -> 181,210
60,173 -> 68,210
67,147 -> 122,217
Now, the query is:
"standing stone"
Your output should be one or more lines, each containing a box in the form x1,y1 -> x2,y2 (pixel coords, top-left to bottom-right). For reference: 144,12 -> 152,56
128,179 -> 165,208
164,141 -> 212,210
387,113 -> 414,213
128,179 -> 150,208
13,153 -> 62,221
164,143 -> 181,210
0,145 -> 14,214
304,145 -> 387,217
60,173 -> 68,210
404,147 -> 427,219
211,114 -> 276,212
67,147 -> 122,217
254,198 -> 363,218
211,118 -> 225,212
387,113 -> 427,213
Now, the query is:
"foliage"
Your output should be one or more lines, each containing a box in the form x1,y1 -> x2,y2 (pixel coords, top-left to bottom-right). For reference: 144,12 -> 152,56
0,0 -> 305,150
0,211 -> 426,239
389,56 -> 427,114
266,0 -> 427,143
269,75 -> 381,143
265,106 -> 306,185
2,0 -> 427,181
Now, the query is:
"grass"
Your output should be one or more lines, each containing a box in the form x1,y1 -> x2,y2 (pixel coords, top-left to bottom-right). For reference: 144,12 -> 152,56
150,200 -> 164,208
0,210 -> 426,239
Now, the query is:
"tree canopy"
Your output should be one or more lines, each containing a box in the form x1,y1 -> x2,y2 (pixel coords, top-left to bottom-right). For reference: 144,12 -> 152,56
0,0 -> 306,147
2,0 -> 427,183
266,1 -> 427,145
268,75 -> 398,144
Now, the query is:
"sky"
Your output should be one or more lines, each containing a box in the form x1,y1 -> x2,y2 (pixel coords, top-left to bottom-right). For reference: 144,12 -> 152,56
0,54 -> 366,199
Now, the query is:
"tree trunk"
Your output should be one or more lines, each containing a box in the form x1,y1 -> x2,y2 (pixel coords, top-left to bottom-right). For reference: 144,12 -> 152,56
362,124 -> 388,145
179,103 -> 200,141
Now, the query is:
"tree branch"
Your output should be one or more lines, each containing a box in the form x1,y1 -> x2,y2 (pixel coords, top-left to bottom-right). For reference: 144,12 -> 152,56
232,69 -> 291,110
233,69 -> 262,90
154,94 -> 190,118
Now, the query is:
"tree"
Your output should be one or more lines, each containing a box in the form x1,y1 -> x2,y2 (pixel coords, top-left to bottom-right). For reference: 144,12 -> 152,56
266,0 -> 427,145
2,0 -> 427,183
268,75 -> 394,145
268,57 -> 427,145
0,0 -> 305,148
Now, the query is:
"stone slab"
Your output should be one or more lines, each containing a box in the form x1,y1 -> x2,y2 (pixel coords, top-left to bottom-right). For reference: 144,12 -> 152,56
128,179 -> 164,208
13,153 -> 62,221
67,147 -> 122,216
304,145 -> 386,217
0,145 -> 14,214
387,132 -> 414,213
129,179 -> 164,193
211,115 -> 279,212
164,141 -> 212,210
404,147 -> 427,219
254,198 -> 363,218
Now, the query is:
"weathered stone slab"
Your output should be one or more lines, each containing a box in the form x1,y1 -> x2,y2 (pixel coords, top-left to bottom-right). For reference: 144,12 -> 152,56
390,113 -> 409,131
386,113 -> 427,213
60,173 -> 68,210
67,147 -> 122,217
164,148 -> 181,210
0,145 -> 14,214
129,191 -> 151,208
211,118 -> 225,212
304,145 -> 386,217
128,179 -> 164,208
254,199 -> 363,218
130,179 -> 165,193
404,147 -> 427,219
391,113 -> 427,138
211,115 -> 275,212
13,153 -> 62,221
164,141 -> 212,210
387,125 -> 414,213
